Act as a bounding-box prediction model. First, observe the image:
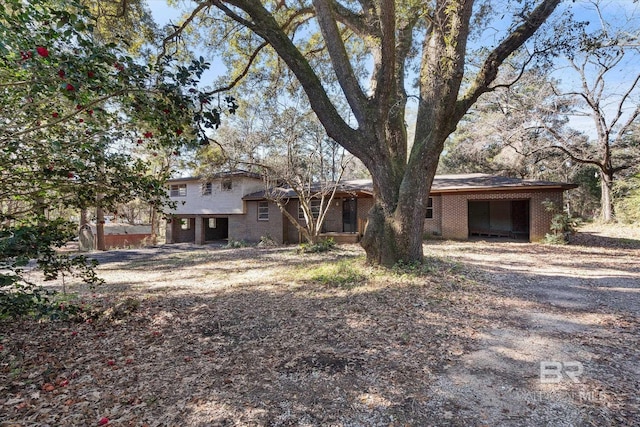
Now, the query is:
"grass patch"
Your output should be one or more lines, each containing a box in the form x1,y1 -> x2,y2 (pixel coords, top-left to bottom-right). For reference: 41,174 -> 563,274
305,258 -> 367,289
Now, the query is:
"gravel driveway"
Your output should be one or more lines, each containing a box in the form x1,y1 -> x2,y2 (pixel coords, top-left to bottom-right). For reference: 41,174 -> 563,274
422,232 -> 640,426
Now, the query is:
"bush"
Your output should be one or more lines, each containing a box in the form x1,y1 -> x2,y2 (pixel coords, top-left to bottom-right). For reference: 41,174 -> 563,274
1,218 -> 102,319
614,175 -> 640,224
257,235 -> 278,248
297,238 -> 336,254
542,200 -> 581,244
225,239 -> 248,248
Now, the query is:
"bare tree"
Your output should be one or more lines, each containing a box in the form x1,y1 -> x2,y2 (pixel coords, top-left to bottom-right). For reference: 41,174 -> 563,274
531,4 -> 640,221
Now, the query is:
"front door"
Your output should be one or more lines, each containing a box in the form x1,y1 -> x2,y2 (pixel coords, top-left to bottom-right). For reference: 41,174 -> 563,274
343,198 -> 357,233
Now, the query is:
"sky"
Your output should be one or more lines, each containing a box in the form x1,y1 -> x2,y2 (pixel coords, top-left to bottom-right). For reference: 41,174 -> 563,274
144,0 -> 639,141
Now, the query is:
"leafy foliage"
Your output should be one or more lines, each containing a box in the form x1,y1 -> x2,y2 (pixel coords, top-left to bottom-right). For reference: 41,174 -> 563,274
0,217 -> 102,319
542,200 -> 581,244
615,174 -> 640,224
0,0 -> 230,317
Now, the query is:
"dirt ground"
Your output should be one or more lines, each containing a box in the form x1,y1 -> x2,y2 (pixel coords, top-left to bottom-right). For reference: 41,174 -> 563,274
1,224 -> 639,426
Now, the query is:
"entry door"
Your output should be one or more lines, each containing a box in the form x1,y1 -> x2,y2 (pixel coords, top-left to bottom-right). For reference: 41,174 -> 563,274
343,198 -> 357,233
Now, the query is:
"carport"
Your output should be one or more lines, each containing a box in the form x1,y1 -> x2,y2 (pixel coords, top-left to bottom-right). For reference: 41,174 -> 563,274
204,217 -> 229,242
468,200 -> 530,239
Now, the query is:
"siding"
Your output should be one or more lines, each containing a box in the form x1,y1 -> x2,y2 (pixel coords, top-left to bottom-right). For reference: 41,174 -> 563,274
169,177 -> 263,215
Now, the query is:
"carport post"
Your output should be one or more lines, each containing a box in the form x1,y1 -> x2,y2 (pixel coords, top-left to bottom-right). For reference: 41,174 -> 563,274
195,216 -> 205,245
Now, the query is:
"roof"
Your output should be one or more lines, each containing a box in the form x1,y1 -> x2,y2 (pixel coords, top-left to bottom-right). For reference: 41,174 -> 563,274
168,170 -> 262,183
429,173 -> 579,193
242,173 -> 577,200
242,179 -> 374,201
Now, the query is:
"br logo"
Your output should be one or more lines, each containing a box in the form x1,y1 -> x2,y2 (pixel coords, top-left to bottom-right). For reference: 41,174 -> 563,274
540,361 -> 584,383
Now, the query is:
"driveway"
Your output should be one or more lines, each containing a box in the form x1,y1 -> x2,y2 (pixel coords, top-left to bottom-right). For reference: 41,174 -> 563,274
422,233 -> 640,426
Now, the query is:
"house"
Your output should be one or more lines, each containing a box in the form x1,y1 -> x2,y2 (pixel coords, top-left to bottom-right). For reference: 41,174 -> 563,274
165,172 -> 577,245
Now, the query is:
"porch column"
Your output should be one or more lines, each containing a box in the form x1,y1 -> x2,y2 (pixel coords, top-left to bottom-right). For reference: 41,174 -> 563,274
194,215 -> 205,245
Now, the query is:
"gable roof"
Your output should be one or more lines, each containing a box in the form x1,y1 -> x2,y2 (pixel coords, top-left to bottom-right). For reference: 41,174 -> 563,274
242,173 -> 577,200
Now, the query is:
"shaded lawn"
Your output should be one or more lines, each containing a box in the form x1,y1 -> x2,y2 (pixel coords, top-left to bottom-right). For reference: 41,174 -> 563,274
1,233 -> 638,426
1,246 -> 491,426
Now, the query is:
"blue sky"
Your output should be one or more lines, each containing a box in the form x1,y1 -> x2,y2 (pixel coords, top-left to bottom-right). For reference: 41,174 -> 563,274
145,1 -> 639,140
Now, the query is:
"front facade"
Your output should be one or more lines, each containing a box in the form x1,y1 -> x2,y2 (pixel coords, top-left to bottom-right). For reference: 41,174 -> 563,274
165,171 -> 266,245
165,173 -> 576,245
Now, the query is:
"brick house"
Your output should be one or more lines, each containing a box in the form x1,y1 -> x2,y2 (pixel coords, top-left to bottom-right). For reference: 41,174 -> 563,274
165,172 -> 576,244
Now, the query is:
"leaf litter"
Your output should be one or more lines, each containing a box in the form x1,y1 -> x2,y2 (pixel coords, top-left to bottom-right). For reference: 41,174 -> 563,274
1,226 -> 638,426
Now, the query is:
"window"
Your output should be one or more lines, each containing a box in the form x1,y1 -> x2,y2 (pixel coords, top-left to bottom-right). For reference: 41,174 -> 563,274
208,218 -> 217,228
258,201 -> 269,221
299,199 -> 321,220
180,218 -> 191,230
425,197 -> 434,219
170,184 -> 187,197
221,179 -> 232,191
202,182 -> 212,195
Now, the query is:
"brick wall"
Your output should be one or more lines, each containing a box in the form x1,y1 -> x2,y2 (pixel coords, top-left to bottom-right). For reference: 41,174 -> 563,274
102,234 -> 152,249
424,195 -> 442,237
231,200 -> 284,243
439,189 -> 563,241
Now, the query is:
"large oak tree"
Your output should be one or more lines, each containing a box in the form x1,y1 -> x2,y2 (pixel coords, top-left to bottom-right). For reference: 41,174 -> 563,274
169,0 -> 566,265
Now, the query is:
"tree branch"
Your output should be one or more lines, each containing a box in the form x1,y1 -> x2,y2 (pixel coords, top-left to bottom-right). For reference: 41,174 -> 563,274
311,0 -> 370,126
219,0 -> 369,163
455,0 -> 561,123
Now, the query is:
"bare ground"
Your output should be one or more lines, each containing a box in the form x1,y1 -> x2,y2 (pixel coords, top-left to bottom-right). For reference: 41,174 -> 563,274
1,224 -> 639,426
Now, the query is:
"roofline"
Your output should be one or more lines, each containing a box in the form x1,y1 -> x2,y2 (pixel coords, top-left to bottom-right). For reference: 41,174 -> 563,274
430,184 -> 579,194
168,171 -> 262,182
243,189 -> 372,201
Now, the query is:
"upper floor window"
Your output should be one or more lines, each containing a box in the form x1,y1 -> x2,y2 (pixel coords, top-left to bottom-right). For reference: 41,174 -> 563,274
221,179 -> 232,191
170,184 -> 187,197
425,197 -> 434,219
258,201 -> 269,221
202,182 -> 212,195
299,199 -> 321,220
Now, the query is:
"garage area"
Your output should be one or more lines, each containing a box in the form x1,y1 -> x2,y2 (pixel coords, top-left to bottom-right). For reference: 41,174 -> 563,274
204,217 -> 229,242
468,200 -> 530,240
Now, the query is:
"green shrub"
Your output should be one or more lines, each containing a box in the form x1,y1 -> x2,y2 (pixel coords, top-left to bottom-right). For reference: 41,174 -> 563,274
1,218 -> 102,320
542,200 -> 581,244
298,238 -> 336,254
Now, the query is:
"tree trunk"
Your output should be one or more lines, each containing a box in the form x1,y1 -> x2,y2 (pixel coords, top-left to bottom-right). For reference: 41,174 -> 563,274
96,204 -> 106,251
361,158 -> 433,266
150,206 -> 158,244
600,173 -> 615,222
80,208 -> 89,227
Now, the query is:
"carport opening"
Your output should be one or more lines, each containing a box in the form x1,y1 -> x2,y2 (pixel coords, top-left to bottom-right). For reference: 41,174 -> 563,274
204,217 -> 229,242
468,200 -> 529,240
